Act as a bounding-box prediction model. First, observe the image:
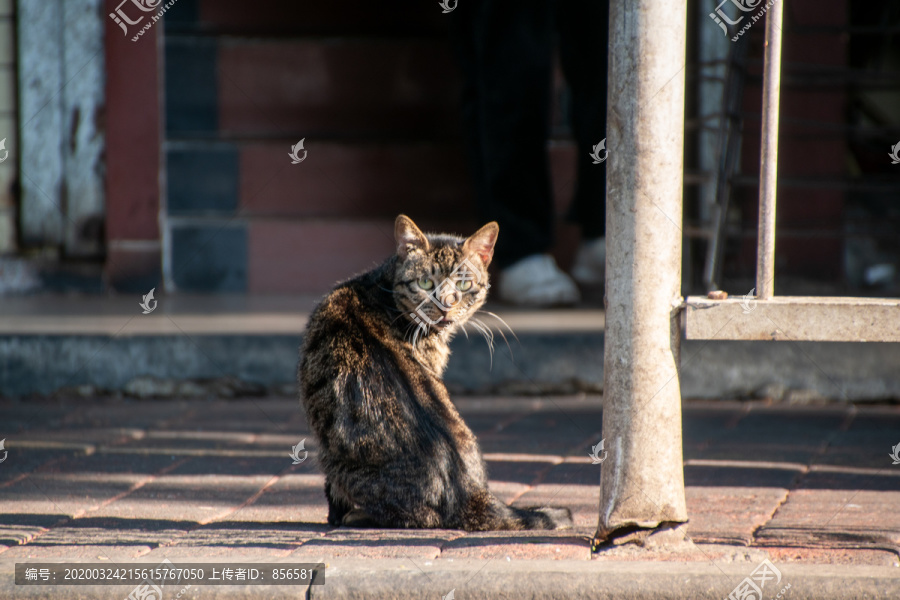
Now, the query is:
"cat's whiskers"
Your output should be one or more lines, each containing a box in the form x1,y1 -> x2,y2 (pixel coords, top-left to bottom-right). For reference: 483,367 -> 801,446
479,310 -> 519,342
468,318 -> 495,368
476,310 -> 517,359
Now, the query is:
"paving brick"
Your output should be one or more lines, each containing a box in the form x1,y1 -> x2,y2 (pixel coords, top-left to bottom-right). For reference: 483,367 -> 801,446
12,428 -> 141,449
681,407 -> 745,444
138,543 -> 292,562
0,543 -> 152,561
143,521 -> 324,556
812,449 -> 889,469
690,442 -> 822,464
478,434 -> 590,457
91,475 -> 271,524
227,474 -> 329,525
65,401 -> 193,430
456,412 -> 530,435
440,531 -> 590,560
174,400 -> 306,432
498,408 -> 602,440
249,433 -> 317,455
760,487 -> 900,541
541,463 -> 602,487
685,487 -> 788,545
0,520 -> 56,547
511,484 -> 599,529
291,529 -> 460,561
39,452 -> 178,477
0,449 -> 77,485
13,518 -> 183,550
484,459 -> 555,486
0,402 -> 77,432
763,546 -> 899,567
798,468 -> 900,492
684,464 -> 801,488
486,481 -> 532,506
0,473 -> 145,519
166,456 -> 292,477
710,408 -> 847,446
2,396 -> 896,576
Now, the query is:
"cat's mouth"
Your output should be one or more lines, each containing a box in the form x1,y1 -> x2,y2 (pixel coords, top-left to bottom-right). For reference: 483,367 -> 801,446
431,317 -> 455,330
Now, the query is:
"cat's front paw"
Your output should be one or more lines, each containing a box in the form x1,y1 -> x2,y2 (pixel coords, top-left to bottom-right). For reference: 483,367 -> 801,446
341,508 -> 379,528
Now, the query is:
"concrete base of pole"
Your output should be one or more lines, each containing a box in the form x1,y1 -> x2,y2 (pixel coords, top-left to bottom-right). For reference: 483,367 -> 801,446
592,522 -> 692,554
595,0 -> 689,543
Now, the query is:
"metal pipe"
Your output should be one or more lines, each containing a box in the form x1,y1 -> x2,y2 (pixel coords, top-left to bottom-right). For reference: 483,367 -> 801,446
756,0 -> 784,300
595,0 -> 688,544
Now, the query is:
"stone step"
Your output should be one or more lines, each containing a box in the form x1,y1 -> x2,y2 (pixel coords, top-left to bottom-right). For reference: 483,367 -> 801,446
0,296 -> 898,401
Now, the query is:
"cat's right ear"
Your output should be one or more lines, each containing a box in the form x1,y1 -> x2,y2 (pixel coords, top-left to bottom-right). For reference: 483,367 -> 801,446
395,214 -> 429,259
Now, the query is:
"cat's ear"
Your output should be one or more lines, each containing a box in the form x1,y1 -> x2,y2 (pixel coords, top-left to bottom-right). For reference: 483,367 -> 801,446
395,214 -> 429,259
463,221 -> 499,268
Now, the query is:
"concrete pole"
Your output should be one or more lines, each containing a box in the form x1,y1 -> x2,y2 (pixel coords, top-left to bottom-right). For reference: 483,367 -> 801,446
756,0 -> 784,300
595,0 -> 688,544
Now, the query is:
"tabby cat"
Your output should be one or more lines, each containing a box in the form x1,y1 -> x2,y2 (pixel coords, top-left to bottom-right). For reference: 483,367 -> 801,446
298,215 -> 572,531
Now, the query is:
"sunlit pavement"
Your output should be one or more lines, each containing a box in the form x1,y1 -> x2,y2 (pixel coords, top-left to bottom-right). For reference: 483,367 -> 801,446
1,396 -> 899,598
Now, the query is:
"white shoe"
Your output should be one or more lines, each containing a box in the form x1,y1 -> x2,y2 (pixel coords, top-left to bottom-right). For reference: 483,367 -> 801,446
497,254 -> 580,306
571,237 -> 606,286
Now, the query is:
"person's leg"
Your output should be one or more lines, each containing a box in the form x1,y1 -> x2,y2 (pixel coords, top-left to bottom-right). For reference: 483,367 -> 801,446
556,0 -> 610,286
448,0 -> 555,269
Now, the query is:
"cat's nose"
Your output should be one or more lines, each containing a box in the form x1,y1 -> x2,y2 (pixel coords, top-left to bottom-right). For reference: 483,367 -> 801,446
440,291 -> 461,307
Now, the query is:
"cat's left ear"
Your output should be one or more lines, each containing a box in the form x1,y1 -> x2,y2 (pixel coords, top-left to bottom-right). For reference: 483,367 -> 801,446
395,214 -> 429,259
463,221 -> 499,268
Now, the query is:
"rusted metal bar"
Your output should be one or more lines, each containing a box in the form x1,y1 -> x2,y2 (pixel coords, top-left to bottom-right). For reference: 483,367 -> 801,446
756,0 -> 784,300
595,0 -> 688,544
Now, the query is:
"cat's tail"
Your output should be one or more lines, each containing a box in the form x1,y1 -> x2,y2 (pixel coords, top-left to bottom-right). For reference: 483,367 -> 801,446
460,488 -> 573,531
500,505 -> 574,531
463,491 -> 573,531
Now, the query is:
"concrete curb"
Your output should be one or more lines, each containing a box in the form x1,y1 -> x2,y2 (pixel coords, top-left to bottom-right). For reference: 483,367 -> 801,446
2,332 -> 900,401
311,559 -> 900,600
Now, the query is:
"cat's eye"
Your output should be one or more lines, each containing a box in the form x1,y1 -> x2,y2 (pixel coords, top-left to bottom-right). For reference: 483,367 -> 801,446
417,277 -> 434,290
456,279 -> 473,292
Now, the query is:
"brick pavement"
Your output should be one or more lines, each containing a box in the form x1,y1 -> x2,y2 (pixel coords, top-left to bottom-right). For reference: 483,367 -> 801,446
1,396 -> 899,598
